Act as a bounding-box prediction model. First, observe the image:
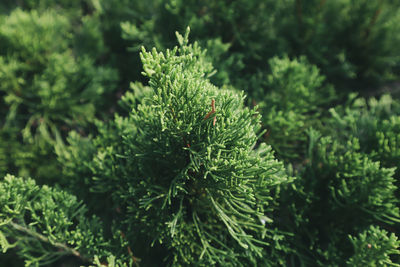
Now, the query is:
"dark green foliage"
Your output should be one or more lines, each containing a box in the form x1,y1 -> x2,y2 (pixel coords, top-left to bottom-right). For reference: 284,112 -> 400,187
283,0 -> 400,88
257,56 -> 335,161
120,0 -> 400,93
0,8 -> 117,183
0,0 -> 86,11
347,225 -> 400,266
308,136 -> 398,226
330,94 -> 400,177
279,94 -> 400,266
87,0 -> 159,88
0,175 -> 131,266
283,129 -> 400,266
120,0 -> 290,90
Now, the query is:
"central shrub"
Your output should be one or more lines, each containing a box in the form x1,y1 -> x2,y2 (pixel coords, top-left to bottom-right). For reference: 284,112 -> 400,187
58,29 -> 290,266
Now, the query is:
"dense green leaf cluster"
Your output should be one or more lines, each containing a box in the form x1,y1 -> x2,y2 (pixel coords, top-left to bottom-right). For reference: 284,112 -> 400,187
58,31 -> 290,266
347,225 -> 400,266
277,94 -> 400,265
0,175 -> 130,266
0,7 -> 117,183
257,56 -> 335,161
0,1 -> 400,266
330,94 -> 400,178
285,133 -> 399,265
120,0 -> 400,91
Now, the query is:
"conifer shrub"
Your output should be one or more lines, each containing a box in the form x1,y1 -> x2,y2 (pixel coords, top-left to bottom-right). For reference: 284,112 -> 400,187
119,0 -> 400,93
5,0 -> 397,95
330,94 -> 400,178
0,1 -> 399,266
120,0 -> 290,90
281,129 -> 400,266
328,94 -> 400,238
0,8 -> 117,183
0,0 -> 85,11
257,56 -> 335,161
282,0 -> 400,89
280,94 -> 400,266
0,174 -> 130,266
57,30 -> 291,266
347,225 -> 400,266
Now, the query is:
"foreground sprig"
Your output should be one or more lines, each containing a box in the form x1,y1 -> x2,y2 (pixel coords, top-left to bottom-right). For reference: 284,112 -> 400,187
0,175 -> 131,266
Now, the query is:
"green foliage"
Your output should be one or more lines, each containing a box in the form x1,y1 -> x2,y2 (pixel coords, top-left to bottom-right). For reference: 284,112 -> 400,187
87,0 -> 158,87
59,30 -> 290,266
279,94 -> 400,265
309,136 -> 398,225
119,0 -> 400,93
0,0 -> 86,11
347,225 -> 400,267
330,94 -> 400,176
258,56 -> 335,161
283,0 -> 400,88
1,1 -> 400,266
0,8 -> 117,182
120,0 -> 289,89
0,174 -> 130,266
283,130 -> 400,265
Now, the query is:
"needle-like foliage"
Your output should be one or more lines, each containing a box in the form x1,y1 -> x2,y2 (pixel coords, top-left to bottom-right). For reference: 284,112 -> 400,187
347,225 -> 400,267
0,8 -> 117,183
59,29 -> 290,266
282,128 -> 400,266
0,175 -> 131,266
1,1 -> 400,265
257,56 -> 335,161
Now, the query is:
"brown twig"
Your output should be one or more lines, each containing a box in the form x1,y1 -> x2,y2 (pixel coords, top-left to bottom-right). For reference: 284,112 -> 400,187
204,99 -> 216,126
119,231 -> 140,266
116,208 -> 140,266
